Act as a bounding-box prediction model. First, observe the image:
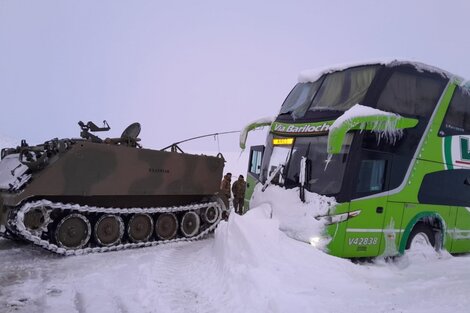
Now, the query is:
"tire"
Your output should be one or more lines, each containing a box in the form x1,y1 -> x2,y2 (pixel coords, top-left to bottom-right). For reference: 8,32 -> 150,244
405,222 -> 436,250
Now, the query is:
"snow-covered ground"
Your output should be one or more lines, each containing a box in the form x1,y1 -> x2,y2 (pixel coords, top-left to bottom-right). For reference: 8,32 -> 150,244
1,186 -> 469,313
1,137 -> 469,313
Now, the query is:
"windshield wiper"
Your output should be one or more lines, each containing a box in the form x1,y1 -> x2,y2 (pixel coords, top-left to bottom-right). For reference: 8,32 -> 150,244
262,164 -> 284,192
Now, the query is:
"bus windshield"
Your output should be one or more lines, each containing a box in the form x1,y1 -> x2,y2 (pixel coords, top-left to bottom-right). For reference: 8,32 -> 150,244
279,65 -> 379,119
263,145 -> 291,185
285,135 -> 352,195
261,135 -> 352,196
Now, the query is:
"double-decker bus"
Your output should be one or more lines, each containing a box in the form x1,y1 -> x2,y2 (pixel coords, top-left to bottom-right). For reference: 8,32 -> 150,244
242,60 -> 470,258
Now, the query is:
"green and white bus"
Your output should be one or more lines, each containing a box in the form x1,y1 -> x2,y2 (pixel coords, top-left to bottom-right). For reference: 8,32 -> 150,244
242,60 -> 470,258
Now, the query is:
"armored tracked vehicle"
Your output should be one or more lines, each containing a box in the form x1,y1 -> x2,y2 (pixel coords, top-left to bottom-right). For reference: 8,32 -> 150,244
0,121 -> 226,255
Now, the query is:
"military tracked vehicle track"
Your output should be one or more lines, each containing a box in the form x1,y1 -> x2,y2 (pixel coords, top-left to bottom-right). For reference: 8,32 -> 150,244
9,199 -> 224,256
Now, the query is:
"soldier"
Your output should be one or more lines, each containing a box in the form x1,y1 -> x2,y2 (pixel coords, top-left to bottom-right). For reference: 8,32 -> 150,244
232,175 -> 246,215
220,172 -> 232,200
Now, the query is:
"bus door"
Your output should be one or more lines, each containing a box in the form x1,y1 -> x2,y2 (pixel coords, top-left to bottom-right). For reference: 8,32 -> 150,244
245,145 -> 265,208
343,150 -> 392,257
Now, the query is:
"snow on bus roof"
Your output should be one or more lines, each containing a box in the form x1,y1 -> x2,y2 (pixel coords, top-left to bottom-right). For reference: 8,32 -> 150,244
298,59 -> 463,83
462,80 -> 470,88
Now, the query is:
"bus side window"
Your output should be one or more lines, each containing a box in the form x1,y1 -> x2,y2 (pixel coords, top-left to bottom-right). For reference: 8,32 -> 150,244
248,145 -> 265,181
439,86 -> 470,136
356,159 -> 387,193
419,169 -> 470,206
250,151 -> 262,175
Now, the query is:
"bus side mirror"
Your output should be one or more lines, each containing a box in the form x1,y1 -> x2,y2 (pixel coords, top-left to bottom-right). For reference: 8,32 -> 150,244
239,117 -> 274,149
327,111 -> 418,154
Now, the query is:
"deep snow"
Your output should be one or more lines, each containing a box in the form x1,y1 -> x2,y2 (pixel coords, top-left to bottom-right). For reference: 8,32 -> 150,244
1,137 -> 470,313
1,186 -> 470,313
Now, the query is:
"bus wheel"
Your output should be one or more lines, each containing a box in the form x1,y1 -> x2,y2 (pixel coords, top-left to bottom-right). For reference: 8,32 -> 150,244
405,222 -> 436,251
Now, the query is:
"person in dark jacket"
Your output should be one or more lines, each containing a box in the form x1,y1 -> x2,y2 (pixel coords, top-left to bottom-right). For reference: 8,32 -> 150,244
220,173 -> 232,200
232,175 -> 246,214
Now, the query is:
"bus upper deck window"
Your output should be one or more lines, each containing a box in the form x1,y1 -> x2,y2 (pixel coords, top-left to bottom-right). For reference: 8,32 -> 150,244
279,80 -> 323,119
376,70 -> 446,118
309,66 -> 378,112
440,86 -> 470,136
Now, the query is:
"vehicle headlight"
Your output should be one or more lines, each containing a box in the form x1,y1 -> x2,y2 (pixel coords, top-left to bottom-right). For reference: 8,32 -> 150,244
309,237 -> 321,247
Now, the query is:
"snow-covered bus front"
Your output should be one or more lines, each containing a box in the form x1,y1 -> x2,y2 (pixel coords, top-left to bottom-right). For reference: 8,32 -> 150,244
242,60 -> 470,258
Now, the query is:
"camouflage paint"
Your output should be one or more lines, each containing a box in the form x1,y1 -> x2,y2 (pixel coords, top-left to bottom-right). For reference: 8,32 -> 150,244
0,139 -> 225,224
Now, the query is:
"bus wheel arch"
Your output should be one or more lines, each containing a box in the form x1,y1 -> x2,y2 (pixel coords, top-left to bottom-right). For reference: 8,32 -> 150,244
400,213 -> 444,253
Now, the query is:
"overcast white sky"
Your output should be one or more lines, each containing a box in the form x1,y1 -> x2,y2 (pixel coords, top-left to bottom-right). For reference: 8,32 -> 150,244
1,0 -> 469,153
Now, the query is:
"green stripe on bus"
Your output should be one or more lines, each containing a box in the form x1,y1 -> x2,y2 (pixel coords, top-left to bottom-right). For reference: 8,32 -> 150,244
444,136 -> 453,170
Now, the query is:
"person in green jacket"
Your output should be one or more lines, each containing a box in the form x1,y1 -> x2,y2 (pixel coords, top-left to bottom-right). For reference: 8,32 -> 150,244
232,175 -> 246,215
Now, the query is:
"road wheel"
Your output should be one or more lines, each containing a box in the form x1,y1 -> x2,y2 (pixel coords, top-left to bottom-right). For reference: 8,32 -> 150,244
55,214 -> 91,249
155,213 -> 178,240
24,206 -> 49,234
128,213 -> 153,242
181,211 -> 200,238
406,222 -> 436,251
94,214 -> 124,246
201,206 -> 219,224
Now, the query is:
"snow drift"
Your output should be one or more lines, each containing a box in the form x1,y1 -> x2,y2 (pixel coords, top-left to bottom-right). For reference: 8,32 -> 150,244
1,190 -> 469,313
249,184 -> 335,245
0,159 -> 469,313
212,203 -> 364,313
